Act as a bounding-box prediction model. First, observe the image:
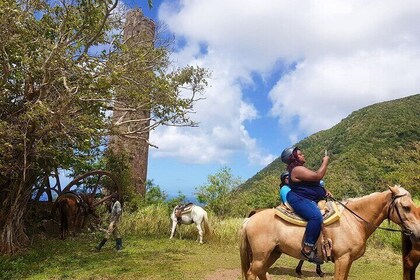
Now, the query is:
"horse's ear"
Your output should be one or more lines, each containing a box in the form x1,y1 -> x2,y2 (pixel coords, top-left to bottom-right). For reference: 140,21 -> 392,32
388,185 -> 398,195
388,184 -> 403,195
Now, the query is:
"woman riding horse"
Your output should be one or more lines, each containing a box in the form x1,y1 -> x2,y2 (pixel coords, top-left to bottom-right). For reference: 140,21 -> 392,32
240,185 -> 420,280
281,146 -> 333,264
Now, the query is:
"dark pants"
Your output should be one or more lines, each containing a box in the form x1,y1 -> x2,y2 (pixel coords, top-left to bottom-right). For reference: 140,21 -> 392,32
287,191 -> 323,247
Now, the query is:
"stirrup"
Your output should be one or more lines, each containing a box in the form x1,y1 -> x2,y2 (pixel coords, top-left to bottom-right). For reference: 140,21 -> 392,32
301,249 -> 324,265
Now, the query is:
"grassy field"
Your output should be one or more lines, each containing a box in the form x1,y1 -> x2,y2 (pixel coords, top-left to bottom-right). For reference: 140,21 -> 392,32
1,201 -> 416,280
0,231 -> 407,280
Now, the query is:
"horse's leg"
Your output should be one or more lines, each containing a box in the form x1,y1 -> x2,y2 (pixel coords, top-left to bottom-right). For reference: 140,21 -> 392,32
60,216 -> 65,240
75,215 -> 82,234
402,266 -> 414,280
261,249 -> 282,280
59,203 -> 68,239
170,220 -> 177,239
247,249 -> 274,280
70,213 -> 76,237
195,222 -> 203,244
295,260 -> 304,277
316,264 -> 324,277
403,251 -> 419,280
403,256 -> 411,280
333,256 -> 352,280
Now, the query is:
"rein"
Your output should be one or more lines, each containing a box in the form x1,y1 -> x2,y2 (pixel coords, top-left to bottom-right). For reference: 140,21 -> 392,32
327,195 -> 411,235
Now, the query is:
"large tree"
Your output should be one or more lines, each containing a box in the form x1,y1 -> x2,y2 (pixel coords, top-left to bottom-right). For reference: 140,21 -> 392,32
0,0 -> 209,254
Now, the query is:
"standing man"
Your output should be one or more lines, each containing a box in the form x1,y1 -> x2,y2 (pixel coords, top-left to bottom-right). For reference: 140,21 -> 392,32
95,192 -> 123,251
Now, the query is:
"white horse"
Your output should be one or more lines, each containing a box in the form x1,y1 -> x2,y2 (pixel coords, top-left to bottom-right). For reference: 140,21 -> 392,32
170,204 -> 210,244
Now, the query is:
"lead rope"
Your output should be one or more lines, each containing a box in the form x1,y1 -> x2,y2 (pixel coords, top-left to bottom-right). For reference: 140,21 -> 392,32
327,195 -> 410,235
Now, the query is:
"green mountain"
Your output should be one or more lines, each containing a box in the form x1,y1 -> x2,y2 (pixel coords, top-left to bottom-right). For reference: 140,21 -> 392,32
229,94 -> 420,216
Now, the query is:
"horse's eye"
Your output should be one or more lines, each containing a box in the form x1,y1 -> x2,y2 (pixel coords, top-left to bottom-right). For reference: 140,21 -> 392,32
402,206 -> 411,212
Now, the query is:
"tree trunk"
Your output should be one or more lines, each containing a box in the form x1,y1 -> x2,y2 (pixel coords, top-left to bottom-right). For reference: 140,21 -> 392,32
0,181 -> 31,255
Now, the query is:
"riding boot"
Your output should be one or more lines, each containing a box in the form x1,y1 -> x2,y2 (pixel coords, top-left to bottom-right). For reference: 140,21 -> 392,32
116,238 -> 122,251
95,238 -> 107,251
301,246 -> 324,265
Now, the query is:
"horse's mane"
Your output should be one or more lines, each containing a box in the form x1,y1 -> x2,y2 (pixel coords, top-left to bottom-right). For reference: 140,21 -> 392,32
342,191 -> 382,204
342,186 -> 408,205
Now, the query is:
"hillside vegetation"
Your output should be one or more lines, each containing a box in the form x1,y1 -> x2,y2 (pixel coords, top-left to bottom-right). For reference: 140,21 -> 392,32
228,94 -> 420,216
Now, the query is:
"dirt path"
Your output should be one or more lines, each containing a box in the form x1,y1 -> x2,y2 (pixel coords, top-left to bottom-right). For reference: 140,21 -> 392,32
203,267 -> 334,280
203,268 -> 241,280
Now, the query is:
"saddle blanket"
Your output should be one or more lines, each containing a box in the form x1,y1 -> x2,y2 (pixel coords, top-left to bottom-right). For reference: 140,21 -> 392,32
275,200 -> 343,226
175,203 -> 194,217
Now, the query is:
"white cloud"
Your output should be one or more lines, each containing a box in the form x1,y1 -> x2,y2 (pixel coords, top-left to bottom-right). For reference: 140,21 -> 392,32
269,48 -> 420,137
151,0 -> 420,166
150,74 -> 273,165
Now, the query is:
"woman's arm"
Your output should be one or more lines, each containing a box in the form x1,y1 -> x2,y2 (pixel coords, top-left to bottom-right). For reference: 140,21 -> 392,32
293,155 -> 329,182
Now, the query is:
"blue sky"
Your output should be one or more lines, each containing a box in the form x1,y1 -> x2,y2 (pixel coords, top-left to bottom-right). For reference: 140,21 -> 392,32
119,0 -> 420,197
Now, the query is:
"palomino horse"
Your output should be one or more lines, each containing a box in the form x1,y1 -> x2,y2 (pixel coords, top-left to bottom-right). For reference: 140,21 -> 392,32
240,186 -> 420,280
402,206 -> 420,280
52,191 -> 98,239
170,204 -> 210,244
247,209 -> 323,277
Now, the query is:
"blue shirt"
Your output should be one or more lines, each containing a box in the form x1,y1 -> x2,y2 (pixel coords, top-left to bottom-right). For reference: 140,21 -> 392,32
279,185 -> 291,203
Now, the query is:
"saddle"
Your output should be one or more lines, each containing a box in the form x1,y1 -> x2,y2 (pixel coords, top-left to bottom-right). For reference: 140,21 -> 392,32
175,203 -> 194,221
275,200 -> 344,262
59,191 -> 89,213
275,200 -> 343,226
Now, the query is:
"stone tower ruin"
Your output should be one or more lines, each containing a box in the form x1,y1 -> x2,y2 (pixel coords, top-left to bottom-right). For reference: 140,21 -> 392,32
110,9 -> 155,195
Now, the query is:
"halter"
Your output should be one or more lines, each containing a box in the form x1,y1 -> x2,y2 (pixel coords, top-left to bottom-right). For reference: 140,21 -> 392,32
328,193 -> 412,236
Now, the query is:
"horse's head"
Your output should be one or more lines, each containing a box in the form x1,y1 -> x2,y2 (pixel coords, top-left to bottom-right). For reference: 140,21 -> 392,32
388,185 -> 420,242
79,193 -> 99,216
79,193 -> 93,206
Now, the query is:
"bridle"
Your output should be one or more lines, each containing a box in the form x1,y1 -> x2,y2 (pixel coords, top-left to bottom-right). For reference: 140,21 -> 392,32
387,194 -> 413,236
328,193 -> 413,236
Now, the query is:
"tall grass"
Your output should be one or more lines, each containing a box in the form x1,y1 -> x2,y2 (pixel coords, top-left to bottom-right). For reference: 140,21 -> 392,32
119,204 -> 245,244
368,222 -> 402,251
118,203 -> 410,252
119,203 -> 172,238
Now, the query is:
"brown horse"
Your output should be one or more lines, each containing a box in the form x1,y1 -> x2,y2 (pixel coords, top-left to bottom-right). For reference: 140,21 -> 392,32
240,186 -> 420,280
52,192 -> 97,239
402,206 -> 420,280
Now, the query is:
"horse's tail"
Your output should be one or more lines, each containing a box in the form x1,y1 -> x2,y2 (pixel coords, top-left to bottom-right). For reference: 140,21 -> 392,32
239,221 -> 251,279
202,210 -> 212,239
58,199 -> 68,239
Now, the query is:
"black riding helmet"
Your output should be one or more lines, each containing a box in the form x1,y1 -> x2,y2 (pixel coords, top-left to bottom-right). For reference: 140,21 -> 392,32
281,146 -> 297,164
280,171 -> 289,185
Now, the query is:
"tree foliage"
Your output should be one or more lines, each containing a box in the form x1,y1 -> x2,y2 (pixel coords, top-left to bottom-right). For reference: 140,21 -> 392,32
195,167 -> 243,217
0,0 -> 209,254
